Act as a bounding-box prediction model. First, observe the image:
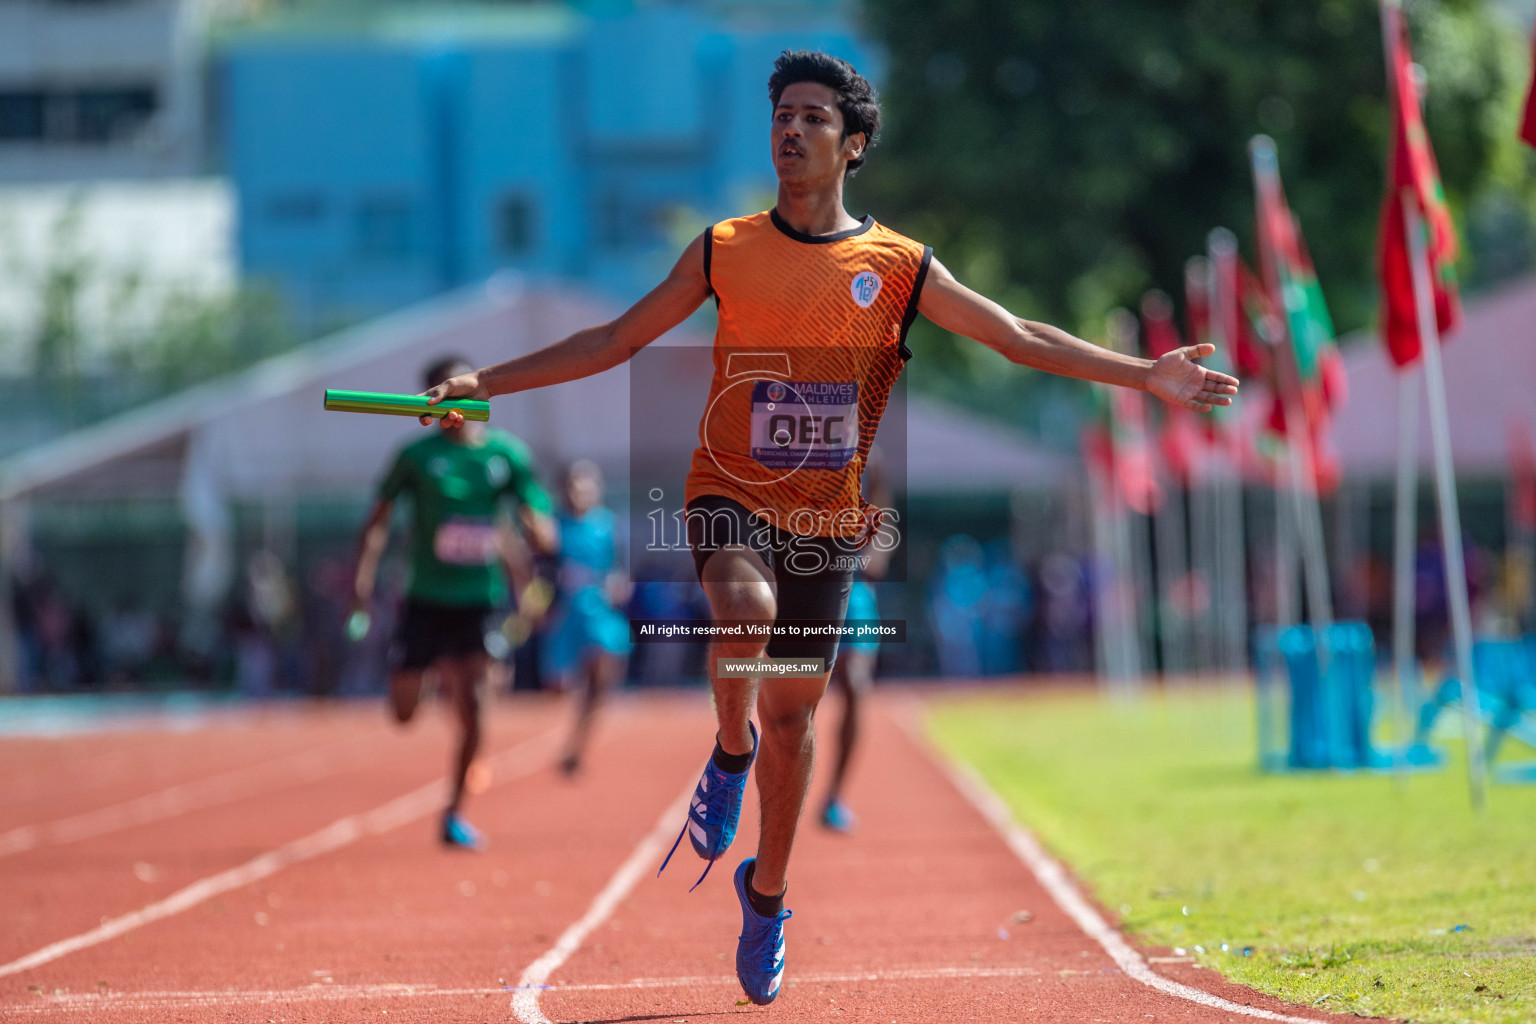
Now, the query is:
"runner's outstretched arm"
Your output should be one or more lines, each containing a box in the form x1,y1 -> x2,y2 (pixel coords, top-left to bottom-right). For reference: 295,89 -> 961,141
517,505 -> 558,556
352,497 -> 393,613
423,234 -> 713,426
495,520 -> 536,599
916,257 -> 1239,412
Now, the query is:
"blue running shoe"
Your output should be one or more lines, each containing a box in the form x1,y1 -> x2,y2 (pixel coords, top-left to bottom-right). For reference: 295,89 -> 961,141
819,798 -> 857,835
441,811 -> 486,851
733,858 -> 791,1005
657,722 -> 757,890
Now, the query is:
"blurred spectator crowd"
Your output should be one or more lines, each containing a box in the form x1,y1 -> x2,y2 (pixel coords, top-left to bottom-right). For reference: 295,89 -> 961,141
8,530 -> 1089,694
7,547 -> 717,695
10,527 -> 1512,694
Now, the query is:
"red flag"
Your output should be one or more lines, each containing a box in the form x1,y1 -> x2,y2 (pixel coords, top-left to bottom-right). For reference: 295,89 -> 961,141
1231,256 -> 1284,442
1234,262 -> 1273,379
1250,139 -> 1338,389
1082,423 -> 1114,486
1184,260 -> 1211,352
1248,138 -> 1346,497
1379,2 -> 1462,367
1141,290 -> 1182,360
1098,311 -> 1161,515
1111,385 -> 1160,515
1081,420 -> 1158,515
1521,31 -> 1536,148
1083,337 -> 1159,516
1142,290 -> 1205,485
1201,239 -> 1274,479
1182,261 -> 1222,453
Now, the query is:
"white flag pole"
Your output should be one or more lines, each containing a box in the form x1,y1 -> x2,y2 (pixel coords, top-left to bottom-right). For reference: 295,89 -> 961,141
1197,240 -> 1252,674
1106,309 -> 1146,695
1152,462 -> 1190,677
1249,137 -> 1335,634
1274,462 -> 1297,628
1403,195 -> 1487,809
1087,459 -> 1121,687
1216,449 -> 1251,675
1143,292 -> 1192,679
1216,457 -> 1250,675
1186,259 -> 1215,671
1189,471 -> 1219,668
1390,367 -> 1420,782
1283,397 -> 1335,631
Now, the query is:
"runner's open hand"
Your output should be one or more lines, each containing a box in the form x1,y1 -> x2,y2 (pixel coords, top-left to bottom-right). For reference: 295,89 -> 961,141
1146,343 -> 1239,412
420,371 -> 490,427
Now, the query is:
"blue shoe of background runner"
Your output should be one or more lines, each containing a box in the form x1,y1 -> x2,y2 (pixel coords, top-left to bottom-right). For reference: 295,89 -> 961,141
441,811 -> 486,851
820,798 -> 858,835
733,858 -> 791,1006
657,722 -> 757,890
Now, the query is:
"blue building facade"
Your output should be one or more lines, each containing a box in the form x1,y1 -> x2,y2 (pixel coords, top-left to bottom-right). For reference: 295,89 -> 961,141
222,3 -> 875,328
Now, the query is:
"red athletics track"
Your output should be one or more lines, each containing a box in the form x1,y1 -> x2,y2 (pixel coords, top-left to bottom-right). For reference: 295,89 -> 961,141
1,690 -> 1374,1023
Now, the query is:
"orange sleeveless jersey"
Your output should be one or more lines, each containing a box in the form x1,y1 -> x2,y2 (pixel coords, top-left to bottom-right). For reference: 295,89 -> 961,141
683,210 -> 931,541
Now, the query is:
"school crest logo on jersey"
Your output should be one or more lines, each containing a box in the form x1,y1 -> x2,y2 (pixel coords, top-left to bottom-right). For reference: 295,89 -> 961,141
850,271 -> 882,309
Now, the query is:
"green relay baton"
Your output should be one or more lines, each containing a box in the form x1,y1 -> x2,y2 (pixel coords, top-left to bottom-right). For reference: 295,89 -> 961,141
323,389 -> 491,422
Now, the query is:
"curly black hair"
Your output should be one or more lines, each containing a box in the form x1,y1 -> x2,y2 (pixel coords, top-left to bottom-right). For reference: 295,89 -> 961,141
767,50 -> 880,176
422,354 -> 473,391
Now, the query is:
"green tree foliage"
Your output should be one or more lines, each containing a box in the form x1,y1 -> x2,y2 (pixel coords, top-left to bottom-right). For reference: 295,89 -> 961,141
110,287 -> 294,395
0,195 -> 297,436
854,0 -> 1532,433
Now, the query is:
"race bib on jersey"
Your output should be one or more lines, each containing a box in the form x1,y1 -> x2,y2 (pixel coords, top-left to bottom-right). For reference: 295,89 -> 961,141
433,518 -> 498,566
750,381 -> 859,471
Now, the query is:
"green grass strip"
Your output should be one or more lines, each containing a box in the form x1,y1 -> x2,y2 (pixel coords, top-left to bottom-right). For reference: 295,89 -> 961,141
926,687 -> 1536,1023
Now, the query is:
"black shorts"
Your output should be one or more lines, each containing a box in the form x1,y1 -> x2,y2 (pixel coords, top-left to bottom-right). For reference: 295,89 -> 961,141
392,599 -> 495,671
685,495 -> 855,667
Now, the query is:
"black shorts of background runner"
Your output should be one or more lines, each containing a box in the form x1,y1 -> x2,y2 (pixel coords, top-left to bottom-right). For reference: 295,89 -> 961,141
392,599 -> 497,670
685,495 -> 854,668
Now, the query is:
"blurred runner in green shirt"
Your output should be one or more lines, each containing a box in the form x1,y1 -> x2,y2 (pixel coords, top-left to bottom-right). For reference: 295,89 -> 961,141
352,355 -> 554,850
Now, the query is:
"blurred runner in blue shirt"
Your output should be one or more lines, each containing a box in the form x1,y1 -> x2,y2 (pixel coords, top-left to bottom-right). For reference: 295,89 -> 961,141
542,460 -> 633,775
819,454 -> 893,834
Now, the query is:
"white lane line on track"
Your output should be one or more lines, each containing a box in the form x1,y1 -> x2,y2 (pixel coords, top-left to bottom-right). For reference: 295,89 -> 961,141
3,966 -> 1046,1014
900,707 -> 1332,1024
511,777 -> 694,1024
0,727 -> 563,981
0,735 -> 383,858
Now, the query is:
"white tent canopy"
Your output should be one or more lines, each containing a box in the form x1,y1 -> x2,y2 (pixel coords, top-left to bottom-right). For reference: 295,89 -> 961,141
1331,274 -> 1536,479
0,276 -> 1068,507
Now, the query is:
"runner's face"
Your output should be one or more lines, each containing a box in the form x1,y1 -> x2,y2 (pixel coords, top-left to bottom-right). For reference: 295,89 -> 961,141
772,82 -> 863,188
565,472 -> 601,514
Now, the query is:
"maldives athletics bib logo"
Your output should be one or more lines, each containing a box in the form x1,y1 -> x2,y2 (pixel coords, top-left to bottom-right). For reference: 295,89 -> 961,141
850,270 -> 882,308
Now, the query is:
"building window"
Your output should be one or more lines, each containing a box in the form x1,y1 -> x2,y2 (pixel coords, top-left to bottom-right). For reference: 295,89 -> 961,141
266,193 -> 326,223
596,190 -> 666,251
355,196 -> 415,261
0,86 -> 156,144
496,194 -> 536,257
74,88 -> 156,143
0,92 -> 46,141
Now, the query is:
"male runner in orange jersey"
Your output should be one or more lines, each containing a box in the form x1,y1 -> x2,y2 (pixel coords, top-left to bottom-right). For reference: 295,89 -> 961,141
420,51 -> 1238,1004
